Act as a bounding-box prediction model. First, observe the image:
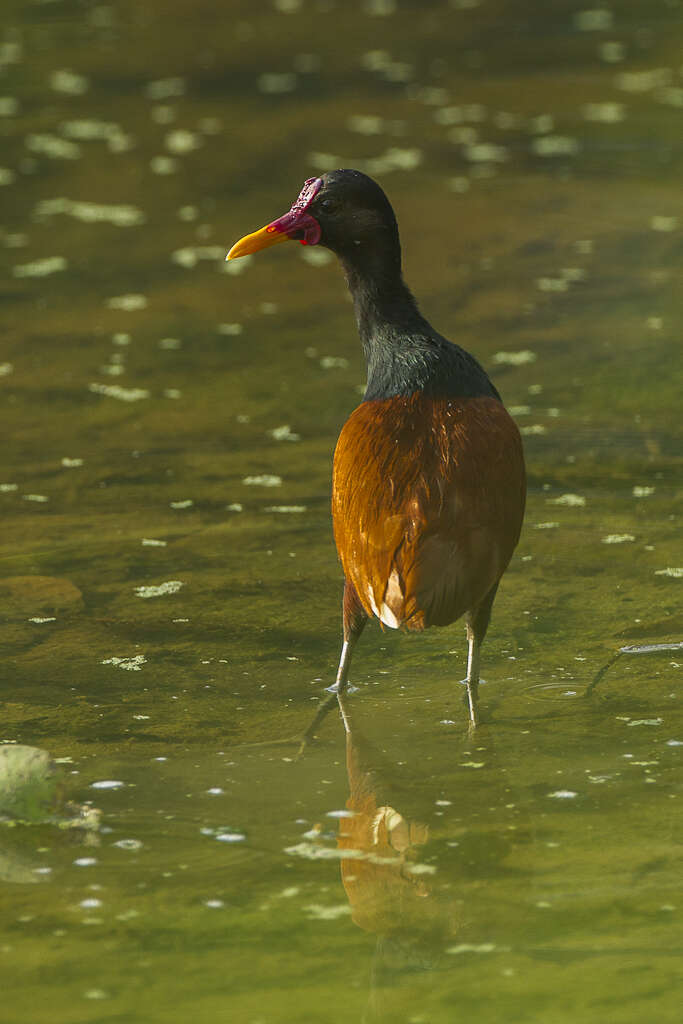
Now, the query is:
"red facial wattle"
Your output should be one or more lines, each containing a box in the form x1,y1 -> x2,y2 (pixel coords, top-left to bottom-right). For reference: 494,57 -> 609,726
267,176 -> 322,245
226,177 -> 322,260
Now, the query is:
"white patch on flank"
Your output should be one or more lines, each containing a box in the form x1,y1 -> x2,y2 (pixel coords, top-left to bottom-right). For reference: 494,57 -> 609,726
378,604 -> 399,628
366,584 -> 381,619
381,568 -> 403,628
367,578 -> 401,629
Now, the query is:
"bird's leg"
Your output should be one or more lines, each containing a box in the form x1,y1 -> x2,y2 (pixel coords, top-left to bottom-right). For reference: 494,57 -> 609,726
327,580 -> 368,696
462,583 -> 499,728
336,689 -> 352,735
464,623 -> 481,728
299,581 -> 367,752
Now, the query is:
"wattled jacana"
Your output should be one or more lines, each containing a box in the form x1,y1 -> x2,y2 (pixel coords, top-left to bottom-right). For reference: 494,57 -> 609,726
227,170 -> 526,726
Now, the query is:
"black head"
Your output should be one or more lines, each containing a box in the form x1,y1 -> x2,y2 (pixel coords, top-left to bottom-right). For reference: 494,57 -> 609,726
227,168 -> 402,274
309,169 -> 401,265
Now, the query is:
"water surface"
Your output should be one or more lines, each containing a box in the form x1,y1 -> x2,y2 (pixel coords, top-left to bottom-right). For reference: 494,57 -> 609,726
1,1 -> 681,1021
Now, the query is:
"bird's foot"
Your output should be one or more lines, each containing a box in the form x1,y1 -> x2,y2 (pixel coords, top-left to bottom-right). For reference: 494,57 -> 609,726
457,678 -> 485,729
324,681 -> 358,694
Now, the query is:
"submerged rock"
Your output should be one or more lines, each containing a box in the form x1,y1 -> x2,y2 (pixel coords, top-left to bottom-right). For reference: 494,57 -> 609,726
0,575 -> 84,618
0,745 -> 100,830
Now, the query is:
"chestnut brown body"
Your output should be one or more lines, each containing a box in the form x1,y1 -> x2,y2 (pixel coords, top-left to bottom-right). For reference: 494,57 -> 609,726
333,394 -> 525,633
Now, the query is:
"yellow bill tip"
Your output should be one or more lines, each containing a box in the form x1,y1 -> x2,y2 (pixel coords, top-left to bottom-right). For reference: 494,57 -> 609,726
226,224 -> 288,261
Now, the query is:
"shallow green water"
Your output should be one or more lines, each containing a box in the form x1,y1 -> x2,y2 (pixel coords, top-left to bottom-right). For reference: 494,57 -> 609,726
1,1 -> 681,1021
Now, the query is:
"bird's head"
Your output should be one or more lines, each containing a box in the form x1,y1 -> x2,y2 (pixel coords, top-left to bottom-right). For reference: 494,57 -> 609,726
226,169 -> 400,268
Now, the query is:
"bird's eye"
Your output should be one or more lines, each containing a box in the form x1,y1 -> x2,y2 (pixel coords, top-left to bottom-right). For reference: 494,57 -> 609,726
320,198 -> 338,213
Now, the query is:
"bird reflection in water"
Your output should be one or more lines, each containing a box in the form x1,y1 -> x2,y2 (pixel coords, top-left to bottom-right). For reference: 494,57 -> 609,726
335,696 -> 460,1019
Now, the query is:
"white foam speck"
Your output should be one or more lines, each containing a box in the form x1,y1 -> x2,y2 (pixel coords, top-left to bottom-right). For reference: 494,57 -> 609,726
89,383 -> 149,402
536,276 -> 569,293
546,493 -> 586,507
113,839 -> 143,851
520,424 -> 547,435
447,943 -> 501,954
657,87 -> 683,108
0,96 -> 19,116
150,155 -> 178,175
464,142 -> 508,163
268,424 -> 300,442
172,245 -> 224,268
222,255 -> 253,275
300,247 -> 333,266
650,215 -> 678,232
366,147 -> 423,173
305,904 -> 351,920
347,114 -> 385,135
582,102 -> 625,123
105,293 -> 147,311
320,356 -> 349,369
49,69 -> 90,95
215,831 -> 246,843
36,197 -> 145,227
264,505 -> 307,514
574,9 -> 613,31
134,580 -> 184,598
165,129 -> 201,154
308,150 -> 342,170
26,133 -> 81,160
102,655 -> 147,671
144,77 -> 186,100
493,350 -> 537,365
13,256 -> 68,278
243,475 -> 282,487
531,135 -> 580,157
600,41 -> 625,63
83,989 -> 109,1000
616,69 -> 672,94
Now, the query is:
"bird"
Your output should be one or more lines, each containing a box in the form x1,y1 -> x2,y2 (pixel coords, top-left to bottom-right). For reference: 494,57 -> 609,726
227,169 -> 526,727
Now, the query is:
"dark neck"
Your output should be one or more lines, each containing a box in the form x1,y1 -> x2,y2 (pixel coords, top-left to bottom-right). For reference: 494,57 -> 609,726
338,248 -> 499,404
341,256 -> 426,347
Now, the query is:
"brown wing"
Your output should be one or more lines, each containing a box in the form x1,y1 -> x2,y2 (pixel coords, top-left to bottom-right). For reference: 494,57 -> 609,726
332,394 -> 525,630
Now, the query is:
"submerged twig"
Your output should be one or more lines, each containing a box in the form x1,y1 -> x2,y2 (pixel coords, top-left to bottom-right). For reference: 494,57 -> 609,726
585,640 -> 683,697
